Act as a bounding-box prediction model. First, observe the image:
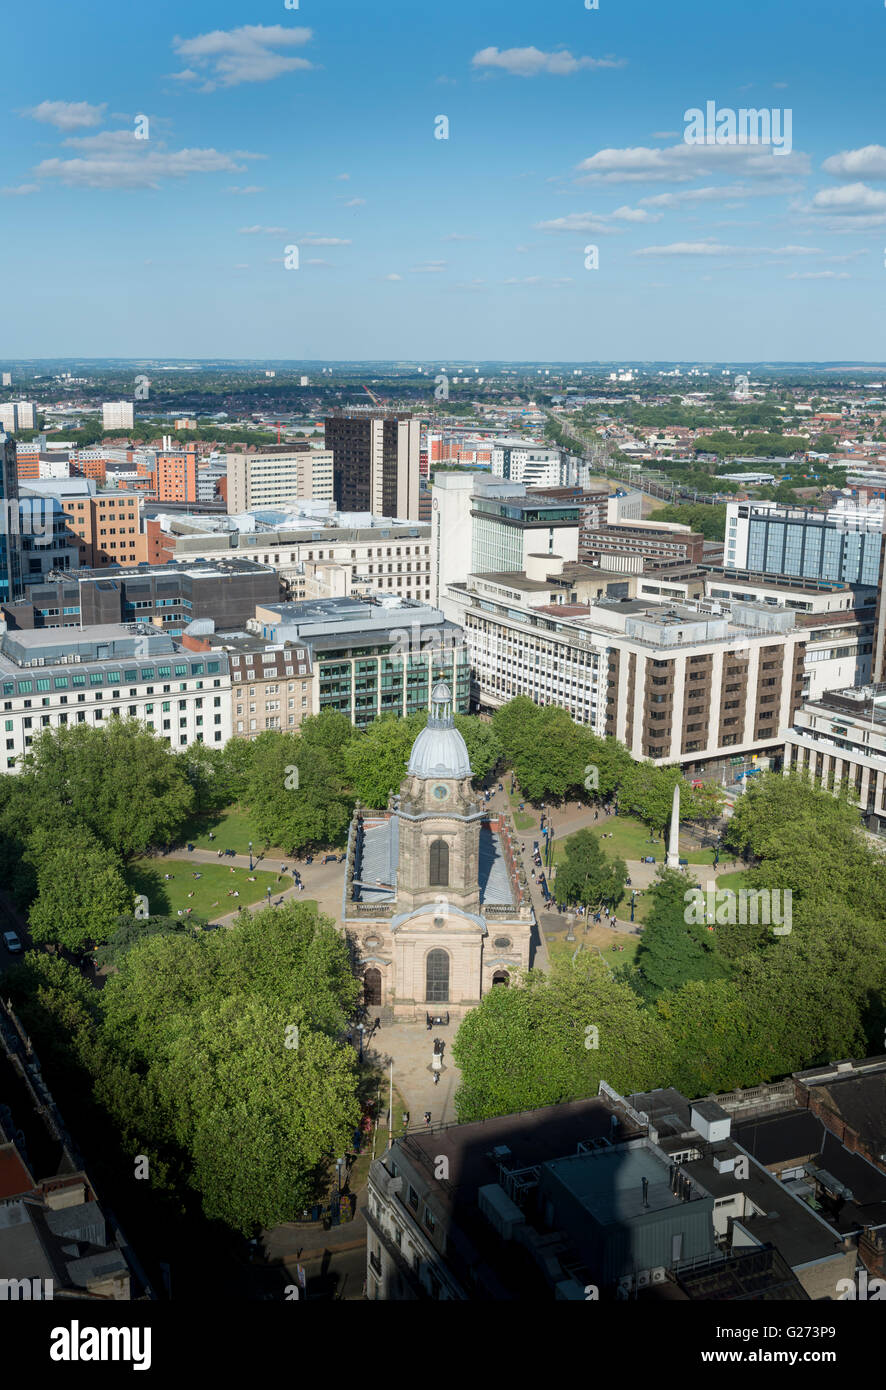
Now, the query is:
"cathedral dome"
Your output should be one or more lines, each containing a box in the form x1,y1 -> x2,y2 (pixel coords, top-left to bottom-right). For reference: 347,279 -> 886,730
406,682 -> 472,780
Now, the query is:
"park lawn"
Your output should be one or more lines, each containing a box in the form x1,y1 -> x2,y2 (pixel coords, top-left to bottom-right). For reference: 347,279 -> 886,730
551,815 -> 728,867
178,805 -> 291,859
126,858 -> 284,921
712,869 -> 751,893
544,928 -> 641,972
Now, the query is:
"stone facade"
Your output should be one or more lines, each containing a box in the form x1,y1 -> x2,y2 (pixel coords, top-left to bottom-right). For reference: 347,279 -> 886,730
343,683 -> 533,1021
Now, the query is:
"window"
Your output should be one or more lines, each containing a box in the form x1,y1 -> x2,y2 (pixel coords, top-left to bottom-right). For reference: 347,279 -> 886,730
407,1186 -> 419,1212
429,839 -> 449,887
425,949 -> 449,1004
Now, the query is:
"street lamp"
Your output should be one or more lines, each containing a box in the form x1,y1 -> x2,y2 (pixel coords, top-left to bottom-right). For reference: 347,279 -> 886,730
249,840 -> 253,871
266,886 -> 272,908
357,1023 -> 365,1062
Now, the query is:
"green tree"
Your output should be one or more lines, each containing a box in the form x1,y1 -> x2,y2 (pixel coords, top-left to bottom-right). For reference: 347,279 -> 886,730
245,732 -> 353,853
453,954 -> 666,1122
20,720 -> 195,857
454,715 -> 500,785
635,869 -> 730,998
343,714 -> 424,806
27,825 -> 132,952
553,829 -> 627,910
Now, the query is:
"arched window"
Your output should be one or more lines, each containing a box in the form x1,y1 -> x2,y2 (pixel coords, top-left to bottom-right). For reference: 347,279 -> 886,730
425,949 -> 449,1003
363,967 -> 382,1006
492,970 -> 509,987
429,838 -> 449,887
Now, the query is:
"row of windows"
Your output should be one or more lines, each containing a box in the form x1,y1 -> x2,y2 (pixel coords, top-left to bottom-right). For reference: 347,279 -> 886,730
0,662 -> 222,696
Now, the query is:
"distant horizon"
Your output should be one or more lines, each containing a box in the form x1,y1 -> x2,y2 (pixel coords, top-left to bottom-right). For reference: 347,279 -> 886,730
5,359 -> 886,371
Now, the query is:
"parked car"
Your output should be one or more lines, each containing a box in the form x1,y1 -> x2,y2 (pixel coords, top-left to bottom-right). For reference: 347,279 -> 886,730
3,931 -> 22,954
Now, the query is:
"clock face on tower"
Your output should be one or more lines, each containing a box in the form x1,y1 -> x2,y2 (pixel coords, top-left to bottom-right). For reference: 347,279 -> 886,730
431,783 -> 450,802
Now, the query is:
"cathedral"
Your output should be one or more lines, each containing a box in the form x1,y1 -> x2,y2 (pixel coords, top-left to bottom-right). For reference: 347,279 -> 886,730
342,682 -> 534,1021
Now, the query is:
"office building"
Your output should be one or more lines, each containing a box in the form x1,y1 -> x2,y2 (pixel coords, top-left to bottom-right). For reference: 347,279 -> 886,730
343,680 -> 532,1019
154,442 -> 198,503
725,500 -> 882,586
325,411 -> 420,519
491,439 -> 564,487
0,433 -> 22,605
20,478 -> 148,569
2,558 -> 279,635
783,685 -> 886,833
445,578 -> 806,777
151,508 -> 432,605
366,1080 -> 856,1301
580,520 -> 707,573
181,626 -> 314,738
0,624 -> 232,771
196,457 -> 227,503
102,401 -> 135,432
251,595 -> 470,729
0,401 -> 37,432
470,487 -> 580,575
18,496 -> 74,586
225,448 -> 334,512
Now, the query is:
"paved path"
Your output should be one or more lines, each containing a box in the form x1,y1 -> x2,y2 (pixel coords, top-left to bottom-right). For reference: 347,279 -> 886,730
361,1021 -> 462,1132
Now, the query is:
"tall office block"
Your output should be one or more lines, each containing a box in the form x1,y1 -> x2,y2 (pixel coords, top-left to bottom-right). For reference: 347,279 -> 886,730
0,433 -> 22,604
325,411 -> 420,520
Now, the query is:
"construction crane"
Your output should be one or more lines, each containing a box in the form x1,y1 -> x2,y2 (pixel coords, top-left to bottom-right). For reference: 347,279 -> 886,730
363,384 -> 386,408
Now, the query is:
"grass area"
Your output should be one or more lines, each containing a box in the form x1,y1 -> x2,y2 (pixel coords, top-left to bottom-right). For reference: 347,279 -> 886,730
711,869 -> 751,893
126,858 -> 299,921
551,814 -> 734,868
545,929 -> 640,972
177,805 -> 290,860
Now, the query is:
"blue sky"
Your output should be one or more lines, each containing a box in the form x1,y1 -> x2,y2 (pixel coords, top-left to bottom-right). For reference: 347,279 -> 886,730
3,0 -> 885,360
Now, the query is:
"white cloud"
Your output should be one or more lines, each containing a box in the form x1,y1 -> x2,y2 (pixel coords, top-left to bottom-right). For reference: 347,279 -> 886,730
384,273 -> 402,281
634,240 -> 821,257
34,133 -> 260,189
1,184 -> 39,196
342,197 -> 365,207
471,46 -> 624,77
575,142 -> 809,184
443,233 -> 477,242
503,275 -> 574,286
411,261 -> 447,272
787,270 -> 849,279
639,181 -> 799,207
239,225 -> 287,235
171,25 -> 314,92
822,146 -> 886,180
795,182 -> 886,229
300,235 -> 351,245
227,185 -> 265,195
535,205 -> 661,234
23,100 -> 106,131
335,173 -> 350,180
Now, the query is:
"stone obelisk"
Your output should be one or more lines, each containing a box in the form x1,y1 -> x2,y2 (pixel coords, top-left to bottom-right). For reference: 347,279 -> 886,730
666,781 -> 681,869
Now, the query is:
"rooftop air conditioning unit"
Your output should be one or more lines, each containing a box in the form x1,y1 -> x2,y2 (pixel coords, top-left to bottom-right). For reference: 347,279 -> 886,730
617,1275 -> 633,1300
636,1269 -> 651,1289
651,1267 -> 666,1284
